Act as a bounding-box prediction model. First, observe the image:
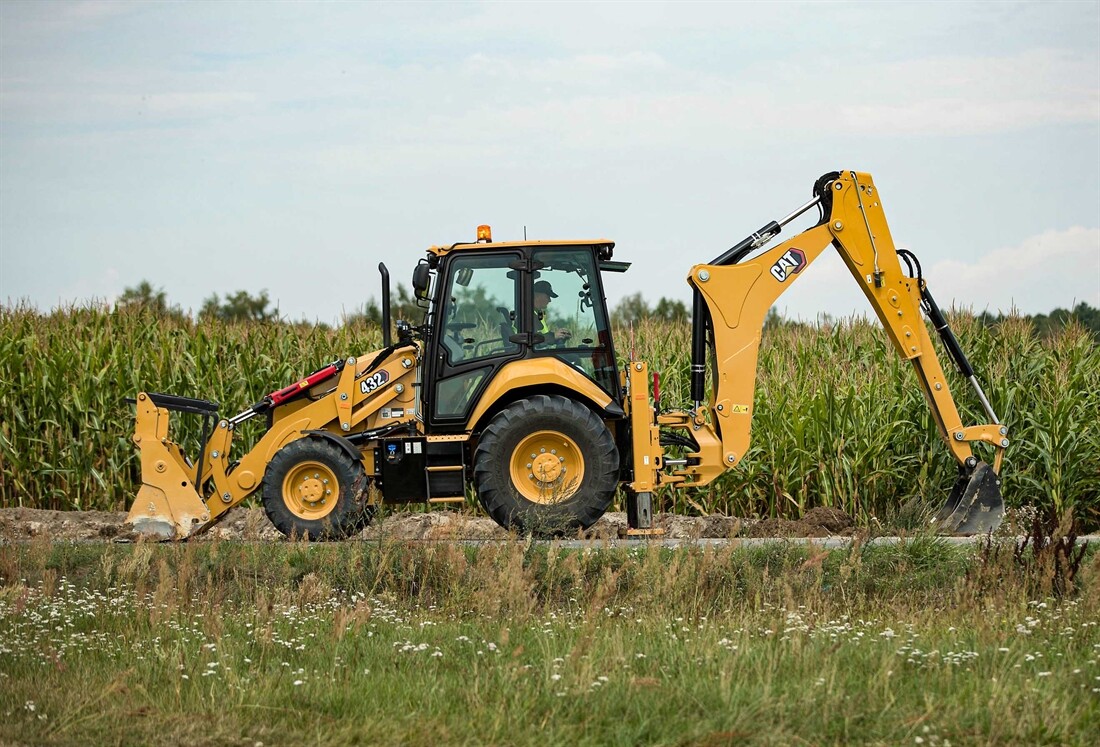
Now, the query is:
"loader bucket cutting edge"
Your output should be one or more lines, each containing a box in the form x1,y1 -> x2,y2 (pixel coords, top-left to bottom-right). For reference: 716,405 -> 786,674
127,516 -> 177,540
125,483 -> 208,541
934,462 -> 1004,536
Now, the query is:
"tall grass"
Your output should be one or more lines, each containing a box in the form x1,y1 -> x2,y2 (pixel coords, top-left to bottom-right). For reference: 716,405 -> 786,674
1,304 -> 1097,528
631,314 -> 1100,529
1,539 -> 1098,745
0,305 -> 380,512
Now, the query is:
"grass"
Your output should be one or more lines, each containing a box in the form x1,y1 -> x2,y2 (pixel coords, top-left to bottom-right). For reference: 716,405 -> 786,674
1,304 -> 1098,529
1,536 -> 1098,745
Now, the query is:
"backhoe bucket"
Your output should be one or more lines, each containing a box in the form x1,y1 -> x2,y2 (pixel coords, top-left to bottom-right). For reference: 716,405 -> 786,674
935,462 -> 1004,535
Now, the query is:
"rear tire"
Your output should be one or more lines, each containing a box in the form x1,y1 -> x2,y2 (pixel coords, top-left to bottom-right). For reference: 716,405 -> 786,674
261,438 -> 374,540
473,395 -> 618,536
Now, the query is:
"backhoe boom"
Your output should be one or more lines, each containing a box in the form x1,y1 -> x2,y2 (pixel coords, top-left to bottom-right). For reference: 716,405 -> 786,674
628,170 -> 1005,534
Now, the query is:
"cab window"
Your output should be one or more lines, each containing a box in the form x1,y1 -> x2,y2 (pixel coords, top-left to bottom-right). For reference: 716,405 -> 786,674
531,248 -> 617,395
438,254 -> 520,365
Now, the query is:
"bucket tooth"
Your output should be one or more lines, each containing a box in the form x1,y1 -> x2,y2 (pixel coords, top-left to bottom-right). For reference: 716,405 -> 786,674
936,462 -> 1004,536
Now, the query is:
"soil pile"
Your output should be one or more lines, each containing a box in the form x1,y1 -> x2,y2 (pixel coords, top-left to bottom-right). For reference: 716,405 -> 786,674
746,506 -> 855,538
0,505 -> 857,542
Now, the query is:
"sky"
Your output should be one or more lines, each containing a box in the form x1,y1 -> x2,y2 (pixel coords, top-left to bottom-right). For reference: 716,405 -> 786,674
1,0 -> 1098,324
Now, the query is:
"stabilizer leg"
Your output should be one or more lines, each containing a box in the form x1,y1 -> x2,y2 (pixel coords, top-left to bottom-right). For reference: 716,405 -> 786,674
626,490 -> 664,537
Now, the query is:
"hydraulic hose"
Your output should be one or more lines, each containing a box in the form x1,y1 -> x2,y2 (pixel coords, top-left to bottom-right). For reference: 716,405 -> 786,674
921,286 -> 974,379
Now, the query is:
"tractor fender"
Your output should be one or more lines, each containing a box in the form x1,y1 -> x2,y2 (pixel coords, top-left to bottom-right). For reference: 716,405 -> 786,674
465,357 -> 621,432
300,430 -> 363,463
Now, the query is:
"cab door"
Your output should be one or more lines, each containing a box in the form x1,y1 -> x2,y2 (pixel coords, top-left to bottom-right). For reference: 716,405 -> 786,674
427,252 -> 526,427
529,247 -> 621,402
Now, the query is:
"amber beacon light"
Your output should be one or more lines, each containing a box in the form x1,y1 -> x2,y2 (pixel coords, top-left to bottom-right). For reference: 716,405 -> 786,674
476,224 -> 492,242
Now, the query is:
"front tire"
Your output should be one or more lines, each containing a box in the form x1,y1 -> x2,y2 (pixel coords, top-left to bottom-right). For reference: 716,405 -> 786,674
261,438 -> 374,540
473,395 -> 619,536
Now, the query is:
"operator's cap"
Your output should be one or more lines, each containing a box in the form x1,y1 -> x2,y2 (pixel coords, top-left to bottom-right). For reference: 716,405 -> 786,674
533,280 -> 558,298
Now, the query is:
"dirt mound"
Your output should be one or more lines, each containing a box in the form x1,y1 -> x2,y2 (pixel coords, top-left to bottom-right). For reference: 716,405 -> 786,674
0,506 -> 855,542
746,506 -> 855,538
360,510 -> 507,541
0,507 -> 135,542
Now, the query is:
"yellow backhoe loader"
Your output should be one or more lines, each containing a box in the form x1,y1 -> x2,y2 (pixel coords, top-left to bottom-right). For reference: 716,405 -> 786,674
125,170 -> 1006,540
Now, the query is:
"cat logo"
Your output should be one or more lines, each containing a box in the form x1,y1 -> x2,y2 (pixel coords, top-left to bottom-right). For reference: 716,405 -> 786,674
769,248 -> 807,282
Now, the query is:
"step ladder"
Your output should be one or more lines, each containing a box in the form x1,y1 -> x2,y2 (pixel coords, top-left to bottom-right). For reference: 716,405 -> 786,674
423,441 -> 467,504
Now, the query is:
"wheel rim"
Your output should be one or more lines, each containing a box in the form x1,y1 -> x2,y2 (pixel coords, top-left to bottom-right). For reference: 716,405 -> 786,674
282,460 -> 339,520
509,430 -> 585,504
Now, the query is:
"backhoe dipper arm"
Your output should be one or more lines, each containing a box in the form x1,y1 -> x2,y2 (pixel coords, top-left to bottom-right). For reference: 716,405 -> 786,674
673,170 -> 1005,532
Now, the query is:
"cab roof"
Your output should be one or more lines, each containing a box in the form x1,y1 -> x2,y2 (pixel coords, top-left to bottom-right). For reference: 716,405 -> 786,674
427,238 -> 615,257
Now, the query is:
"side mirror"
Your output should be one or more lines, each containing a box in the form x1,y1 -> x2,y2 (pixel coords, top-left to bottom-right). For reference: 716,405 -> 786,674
412,263 -> 431,300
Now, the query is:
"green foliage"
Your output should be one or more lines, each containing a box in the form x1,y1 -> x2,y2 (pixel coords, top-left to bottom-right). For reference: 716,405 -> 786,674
651,296 -> 689,322
612,292 -> 688,325
0,304 -> 1097,529
342,285 -> 427,331
629,312 -> 1100,529
0,304 -> 380,511
115,281 -> 182,319
343,299 -> 383,327
612,292 -> 649,325
979,302 -> 1100,342
199,289 -> 277,323
1,541 -> 1098,745
392,284 -> 428,323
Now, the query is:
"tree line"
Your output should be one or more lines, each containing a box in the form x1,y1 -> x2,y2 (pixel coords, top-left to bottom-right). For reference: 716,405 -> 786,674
115,280 -> 1098,341
114,280 -> 423,328
977,303 -> 1099,341
608,294 -> 1099,341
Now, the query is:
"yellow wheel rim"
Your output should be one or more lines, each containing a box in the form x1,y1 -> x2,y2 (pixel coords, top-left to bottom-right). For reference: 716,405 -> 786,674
282,460 -> 339,520
509,430 -> 585,504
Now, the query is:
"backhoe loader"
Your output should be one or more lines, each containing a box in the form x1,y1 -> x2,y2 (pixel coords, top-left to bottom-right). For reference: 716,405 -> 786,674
125,170 -> 1006,540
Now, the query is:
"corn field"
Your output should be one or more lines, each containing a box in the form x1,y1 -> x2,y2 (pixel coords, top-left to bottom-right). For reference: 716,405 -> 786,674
1,304 -> 1097,529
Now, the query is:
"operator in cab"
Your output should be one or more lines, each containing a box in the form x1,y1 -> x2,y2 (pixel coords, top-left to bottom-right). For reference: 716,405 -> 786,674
533,280 -> 571,346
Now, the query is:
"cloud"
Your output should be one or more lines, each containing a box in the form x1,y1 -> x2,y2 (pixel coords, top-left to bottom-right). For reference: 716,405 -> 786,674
834,50 -> 1099,135
1,2 -> 1097,325
759,227 -> 1100,322
7,15 -> 1093,146
339,47 -> 1100,163
64,1 -> 135,23
1,90 -> 260,124
928,226 -> 1100,314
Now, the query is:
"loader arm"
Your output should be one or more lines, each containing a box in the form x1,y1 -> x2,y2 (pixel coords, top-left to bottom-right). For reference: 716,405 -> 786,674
634,171 -> 1005,533
126,344 -> 422,539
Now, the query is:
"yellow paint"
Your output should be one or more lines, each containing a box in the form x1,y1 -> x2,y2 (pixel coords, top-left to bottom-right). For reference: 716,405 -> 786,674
465,357 -> 614,430
127,343 -> 423,538
625,361 -> 660,493
127,170 -> 1007,537
668,170 -> 1005,486
427,238 -> 614,257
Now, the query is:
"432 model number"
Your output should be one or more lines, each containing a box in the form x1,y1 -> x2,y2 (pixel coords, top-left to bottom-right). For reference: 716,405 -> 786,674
359,370 -> 390,395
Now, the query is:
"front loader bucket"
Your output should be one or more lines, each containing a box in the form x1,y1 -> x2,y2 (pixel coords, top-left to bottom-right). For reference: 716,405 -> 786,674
935,462 -> 1004,535
126,482 -> 209,540
124,392 -> 214,541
